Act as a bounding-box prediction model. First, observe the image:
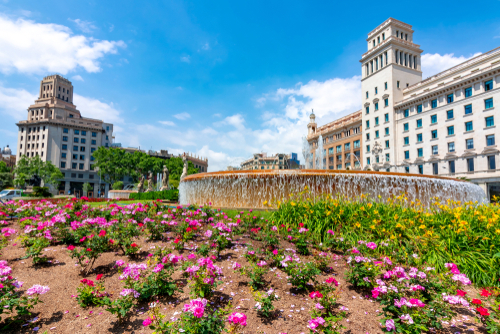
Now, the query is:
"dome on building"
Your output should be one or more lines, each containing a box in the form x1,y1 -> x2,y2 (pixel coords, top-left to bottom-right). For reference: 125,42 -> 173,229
2,145 -> 12,155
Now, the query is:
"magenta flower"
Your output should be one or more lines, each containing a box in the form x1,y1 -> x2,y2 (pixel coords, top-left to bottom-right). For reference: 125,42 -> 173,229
183,298 -> 207,318
365,242 -> 377,250
256,261 -> 267,267
232,262 -> 241,270
386,319 -> 395,331
228,312 -> 247,326
119,289 -> 140,298
143,317 -> 153,326
26,284 -> 50,296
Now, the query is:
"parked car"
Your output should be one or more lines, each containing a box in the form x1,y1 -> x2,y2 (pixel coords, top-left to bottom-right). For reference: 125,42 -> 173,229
0,189 -> 22,201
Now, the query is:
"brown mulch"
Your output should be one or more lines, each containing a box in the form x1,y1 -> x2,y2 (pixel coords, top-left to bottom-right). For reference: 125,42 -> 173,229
0,220 -> 486,334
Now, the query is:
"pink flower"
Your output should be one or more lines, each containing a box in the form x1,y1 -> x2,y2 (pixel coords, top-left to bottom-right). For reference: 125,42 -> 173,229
315,303 -> 324,309
272,249 -> 278,255
327,229 -> 334,235
257,261 -> 267,267
115,260 -> 125,267
365,242 -> 377,250
184,298 -> 207,318
309,291 -> 323,299
26,284 -> 50,295
228,312 -> 247,326
119,289 -> 140,298
232,262 -> 241,270
143,317 -> 153,326
325,277 -> 339,286
307,316 -> 325,330
152,264 -> 164,273
271,226 -> 277,231
386,319 -> 395,331
67,245 -> 75,251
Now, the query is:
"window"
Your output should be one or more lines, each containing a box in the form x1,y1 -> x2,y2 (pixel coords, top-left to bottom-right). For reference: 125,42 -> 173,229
404,150 -> 410,159
447,126 -> 454,136
60,162 -> 66,168
366,120 -> 370,128
63,136 -> 68,142
73,138 -> 79,143
447,94 -> 454,103
486,116 -> 494,127
384,98 -> 388,107
375,130 -> 379,138
465,87 -> 472,97
432,145 -> 438,155
79,163 -> 84,170
344,143 -> 351,151
432,163 -> 438,175
376,156 -> 379,163
375,102 -> 379,111
105,135 -> 109,140
486,134 -> 495,146
80,155 -> 85,160
385,153 -> 390,162
366,133 -> 370,140
416,119 -> 422,128
354,140 -> 360,148
466,138 -> 474,149
485,98 -> 494,109
384,113 -> 389,122
464,104 -> 472,115
431,130 -> 437,139
385,140 -> 389,148
404,123 -> 409,131
81,138 -> 86,144
69,114 -> 74,118
417,133 -> 423,142
80,147 -> 85,152
431,115 -> 437,124
78,174 -> 84,179
418,165 -> 423,174
92,132 -> 97,137
375,117 -> 379,126
417,104 -> 422,113
375,87 -> 378,94
91,140 -> 96,145
405,166 -> 410,173
384,82 -> 388,90
385,127 -> 389,135
63,128 -> 69,134
72,154 -> 78,160
62,153 -> 67,158
431,99 -> 437,108
62,144 -> 67,150
417,148 -> 423,157
71,173 -> 76,178
74,130 -> 79,135
404,136 -> 409,145
89,174 -> 94,179
72,162 -> 77,169
366,157 -> 371,165
467,158 -> 474,172
448,142 -> 455,152
328,147 -> 333,155
397,81 -> 400,88
366,91 -> 369,98
106,126 -> 110,131
447,110 -> 454,119
465,121 -> 473,132
366,145 -> 370,153
404,109 -> 409,118
336,145 -> 341,153
365,106 -> 369,114
449,160 -> 455,173
73,145 -> 78,151
485,80 -> 493,91
488,156 -> 496,170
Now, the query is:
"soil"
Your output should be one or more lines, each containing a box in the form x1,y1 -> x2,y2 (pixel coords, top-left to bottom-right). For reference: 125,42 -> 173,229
1,219 -> 487,334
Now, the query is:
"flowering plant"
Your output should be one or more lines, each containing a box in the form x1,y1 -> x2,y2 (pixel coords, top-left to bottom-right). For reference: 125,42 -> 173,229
283,261 -> 321,291
251,287 -> 279,318
227,311 -> 247,333
237,262 -> 267,289
186,257 -> 223,298
75,275 -> 108,307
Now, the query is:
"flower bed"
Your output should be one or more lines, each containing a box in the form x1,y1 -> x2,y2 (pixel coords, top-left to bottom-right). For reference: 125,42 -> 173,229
0,196 -> 498,333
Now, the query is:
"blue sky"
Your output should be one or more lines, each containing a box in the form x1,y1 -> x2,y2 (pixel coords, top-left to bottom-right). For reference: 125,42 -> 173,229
1,0 -> 500,171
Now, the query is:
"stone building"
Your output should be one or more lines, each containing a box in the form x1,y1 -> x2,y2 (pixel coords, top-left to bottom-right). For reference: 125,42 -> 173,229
16,75 -> 113,197
1,145 -> 16,169
307,110 -> 362,170
312,18 -> 500,198
240,152 -> 295,170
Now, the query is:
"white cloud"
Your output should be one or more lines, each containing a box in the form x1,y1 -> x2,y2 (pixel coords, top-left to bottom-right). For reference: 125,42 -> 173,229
421,52 -> 481,78
212,113 -> 221,117
109,24 -> 114,32
173,112 -> 191,120
180,55 -> 191,63
201,43 -> 210,50
73,94 -> 122,124
71,75 -> 84,81
0,15 -> 126,75
0,85 -> 37,120
69,18 -> 97,33
159,120 -> 175,126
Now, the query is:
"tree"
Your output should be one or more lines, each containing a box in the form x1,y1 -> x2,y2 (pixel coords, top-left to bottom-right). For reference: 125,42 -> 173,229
0,161 -> 13,190
13,155 -> 64,189
82,182 -> 93,195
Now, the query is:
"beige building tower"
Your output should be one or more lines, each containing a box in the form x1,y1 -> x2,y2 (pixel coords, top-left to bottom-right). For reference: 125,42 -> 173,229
16,75 -> 113,197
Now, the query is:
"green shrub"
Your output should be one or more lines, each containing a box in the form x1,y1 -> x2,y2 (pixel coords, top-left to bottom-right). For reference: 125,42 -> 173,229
31,186 -> 52,197
112,181 -> 124,190
129,189 -> 178,201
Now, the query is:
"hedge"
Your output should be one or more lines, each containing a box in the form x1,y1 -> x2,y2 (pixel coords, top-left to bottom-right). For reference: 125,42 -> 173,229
129,189 -> 179,201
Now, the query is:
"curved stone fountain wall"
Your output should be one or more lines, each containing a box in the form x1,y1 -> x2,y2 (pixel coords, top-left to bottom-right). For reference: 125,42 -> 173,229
179,170 -> 487,208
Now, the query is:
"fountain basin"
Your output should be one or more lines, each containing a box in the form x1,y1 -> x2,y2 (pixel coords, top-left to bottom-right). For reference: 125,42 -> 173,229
179,169 -> 486,208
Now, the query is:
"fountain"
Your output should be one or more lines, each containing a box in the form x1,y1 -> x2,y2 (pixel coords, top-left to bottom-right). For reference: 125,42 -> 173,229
179,169 -> 487,209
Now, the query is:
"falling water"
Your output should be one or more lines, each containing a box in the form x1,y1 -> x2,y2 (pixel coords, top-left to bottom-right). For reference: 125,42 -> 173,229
179,170 -> 487,209
302,137 -> 313,169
